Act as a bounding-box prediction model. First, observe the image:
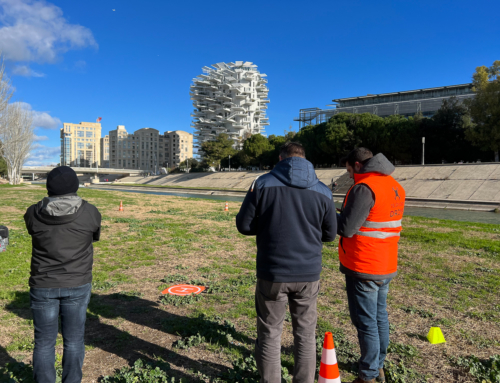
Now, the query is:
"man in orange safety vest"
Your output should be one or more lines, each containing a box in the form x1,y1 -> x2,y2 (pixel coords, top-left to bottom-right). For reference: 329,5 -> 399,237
337,148 -> 405,383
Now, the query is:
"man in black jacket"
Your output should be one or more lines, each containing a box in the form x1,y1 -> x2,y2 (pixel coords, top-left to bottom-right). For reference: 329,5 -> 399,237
24,166 -> 101,383
236,142 -> 337,383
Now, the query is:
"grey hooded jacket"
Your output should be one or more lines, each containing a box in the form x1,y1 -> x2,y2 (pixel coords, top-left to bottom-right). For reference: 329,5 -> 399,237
337,153 -> 398,280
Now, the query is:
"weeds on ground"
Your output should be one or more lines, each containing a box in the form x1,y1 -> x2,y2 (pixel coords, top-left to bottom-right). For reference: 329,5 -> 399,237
400,306 -> 435,318
160,293 -> 203,307
387,342 -> 419,360
5,334 -> 34,352
0,361 -> 34,383
99,359 -> 178,383
455,355 -> 500,383
385,360 -> 427,383
219,355 -> 292,383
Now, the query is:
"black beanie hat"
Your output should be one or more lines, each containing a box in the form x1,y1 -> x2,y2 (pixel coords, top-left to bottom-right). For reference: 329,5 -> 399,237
46,166 -> 79,196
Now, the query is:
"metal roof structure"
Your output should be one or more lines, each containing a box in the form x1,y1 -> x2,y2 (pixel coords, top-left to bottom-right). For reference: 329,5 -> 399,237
295,83 -> 475,129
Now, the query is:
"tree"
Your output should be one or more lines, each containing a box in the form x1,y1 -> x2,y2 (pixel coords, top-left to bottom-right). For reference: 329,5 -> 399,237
222,150 -> 251,170
420,97 -> 481,163
0,103 -> 34,184
243,134 -> 273,168
200,133 -> 237,170
465,60 -> 500,161
179,157 -> 200,172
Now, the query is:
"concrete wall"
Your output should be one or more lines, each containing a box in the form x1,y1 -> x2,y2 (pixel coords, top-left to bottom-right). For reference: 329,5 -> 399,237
117,163 -> 500,202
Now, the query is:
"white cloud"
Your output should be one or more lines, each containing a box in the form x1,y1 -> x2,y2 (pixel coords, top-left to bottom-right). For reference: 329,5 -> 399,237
0,0 -> 97,64
33,134 -> 48,141
26,144 -> 59,165
18,101 -> 61,129
11,64 -> 44,77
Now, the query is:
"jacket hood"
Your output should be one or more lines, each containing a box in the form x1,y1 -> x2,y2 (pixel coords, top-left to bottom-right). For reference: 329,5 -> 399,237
359,153 -> 395,176
40,194 -> 83,217
270,157 -> 319,189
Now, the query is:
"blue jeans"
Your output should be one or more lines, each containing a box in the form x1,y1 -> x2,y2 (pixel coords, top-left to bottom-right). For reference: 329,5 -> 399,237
30,283 -> 91,383
345,275 -> 392,381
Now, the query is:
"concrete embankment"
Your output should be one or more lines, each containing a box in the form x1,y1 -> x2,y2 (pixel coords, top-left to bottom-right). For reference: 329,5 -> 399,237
113,163 -> 500,211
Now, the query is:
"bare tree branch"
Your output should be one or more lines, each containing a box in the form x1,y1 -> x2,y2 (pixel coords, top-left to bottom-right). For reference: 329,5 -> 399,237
0,55 -> 13,135
0,102 -> 34,184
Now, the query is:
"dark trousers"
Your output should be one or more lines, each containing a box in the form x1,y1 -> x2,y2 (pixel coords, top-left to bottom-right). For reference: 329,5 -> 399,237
30,283 -> 91,383
255,278 -> 320,383
345,275 -> 392,381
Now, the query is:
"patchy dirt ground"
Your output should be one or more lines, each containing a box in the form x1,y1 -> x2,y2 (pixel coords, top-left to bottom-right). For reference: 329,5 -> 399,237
0,185 -> 499,382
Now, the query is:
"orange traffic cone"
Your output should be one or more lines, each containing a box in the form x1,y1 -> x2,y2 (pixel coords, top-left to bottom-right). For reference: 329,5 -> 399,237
318,332 -> 341,383
119,201 -> 124,212
224,202 -> 229,212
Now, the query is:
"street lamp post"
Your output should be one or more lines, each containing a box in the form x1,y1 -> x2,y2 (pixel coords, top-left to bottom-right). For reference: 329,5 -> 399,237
229,155 -> 231,172
422,137 -> 425,165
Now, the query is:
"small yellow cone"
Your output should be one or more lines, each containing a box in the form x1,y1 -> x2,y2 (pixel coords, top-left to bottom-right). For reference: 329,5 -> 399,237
427,327 -> 446,344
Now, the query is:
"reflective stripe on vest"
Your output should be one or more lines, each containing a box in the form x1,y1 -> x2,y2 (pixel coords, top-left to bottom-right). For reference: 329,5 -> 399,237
362,219 -> 402,229
355,231 -> 401,239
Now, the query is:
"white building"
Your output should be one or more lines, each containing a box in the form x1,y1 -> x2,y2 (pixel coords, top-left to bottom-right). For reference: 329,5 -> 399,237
190,61 -> 270,153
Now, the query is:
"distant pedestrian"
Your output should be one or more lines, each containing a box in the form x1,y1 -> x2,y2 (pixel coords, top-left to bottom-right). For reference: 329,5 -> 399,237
337,148 -> 406,383
236,142 -> 337,383
24,166 -> 101,383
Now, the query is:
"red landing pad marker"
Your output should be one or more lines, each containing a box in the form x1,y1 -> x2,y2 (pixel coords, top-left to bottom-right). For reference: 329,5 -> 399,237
162,284 -> 206,296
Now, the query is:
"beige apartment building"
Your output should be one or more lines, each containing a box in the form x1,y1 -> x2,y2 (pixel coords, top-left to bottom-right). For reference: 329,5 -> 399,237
60,122 -> 102,167
108,126 -> 193,171
100,135 -> 110,168
164,130 -> 193,168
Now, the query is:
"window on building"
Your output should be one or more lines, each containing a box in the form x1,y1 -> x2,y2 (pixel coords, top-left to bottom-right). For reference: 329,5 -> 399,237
77,131 -> 84,137
86,131 -> 93,138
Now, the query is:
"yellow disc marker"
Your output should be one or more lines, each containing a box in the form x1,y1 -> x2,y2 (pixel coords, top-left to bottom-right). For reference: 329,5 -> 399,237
427,327 -> 446,344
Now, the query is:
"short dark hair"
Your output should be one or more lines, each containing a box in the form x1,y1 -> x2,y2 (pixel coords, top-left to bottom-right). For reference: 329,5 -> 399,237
341,147 -> 373,167
280,142 -> 306,159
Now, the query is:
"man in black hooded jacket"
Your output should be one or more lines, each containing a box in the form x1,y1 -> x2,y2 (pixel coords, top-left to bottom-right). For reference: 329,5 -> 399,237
236,142 -> 337,383
24,166 -> 101,383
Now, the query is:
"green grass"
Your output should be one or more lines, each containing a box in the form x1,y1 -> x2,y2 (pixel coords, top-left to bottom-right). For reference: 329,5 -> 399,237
1,187 -> 499,382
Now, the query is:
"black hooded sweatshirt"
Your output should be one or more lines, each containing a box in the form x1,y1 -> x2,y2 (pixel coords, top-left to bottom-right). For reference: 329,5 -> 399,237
24,198 -> 101,288
236,157 -> 337,283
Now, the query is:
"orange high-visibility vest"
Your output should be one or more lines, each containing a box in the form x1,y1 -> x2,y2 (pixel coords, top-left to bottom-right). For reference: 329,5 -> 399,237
339,172 -> 405,277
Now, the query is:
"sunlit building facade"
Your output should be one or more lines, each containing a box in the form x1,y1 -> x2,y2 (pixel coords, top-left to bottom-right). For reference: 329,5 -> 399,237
60,122 -> 102,167
108,126 -> 193,171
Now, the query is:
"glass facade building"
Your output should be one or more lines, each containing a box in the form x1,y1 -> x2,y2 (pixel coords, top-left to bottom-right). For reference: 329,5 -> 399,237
295,83 -> 475,129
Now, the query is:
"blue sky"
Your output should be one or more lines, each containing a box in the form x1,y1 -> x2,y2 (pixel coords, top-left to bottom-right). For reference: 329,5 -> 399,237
1,0 -> 499,165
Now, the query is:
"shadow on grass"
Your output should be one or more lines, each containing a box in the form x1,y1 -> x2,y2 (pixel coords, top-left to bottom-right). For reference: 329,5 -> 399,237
0,344 -> 17,365
4,290 -> 255,381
